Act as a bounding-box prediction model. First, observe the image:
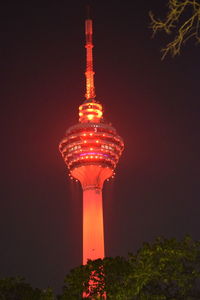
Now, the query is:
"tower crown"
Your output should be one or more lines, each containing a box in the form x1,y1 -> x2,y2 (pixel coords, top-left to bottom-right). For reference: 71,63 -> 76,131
78,17 -> 103,123
59,14 -> 124,184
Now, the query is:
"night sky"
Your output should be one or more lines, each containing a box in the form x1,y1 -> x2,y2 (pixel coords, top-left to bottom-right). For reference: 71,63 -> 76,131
1,0 -> 200,293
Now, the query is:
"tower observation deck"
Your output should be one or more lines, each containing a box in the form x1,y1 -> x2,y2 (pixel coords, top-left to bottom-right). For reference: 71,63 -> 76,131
59,15 -> 124,266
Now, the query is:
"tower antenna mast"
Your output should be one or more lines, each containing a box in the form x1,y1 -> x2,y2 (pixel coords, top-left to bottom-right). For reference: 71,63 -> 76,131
85,5 -> 95,100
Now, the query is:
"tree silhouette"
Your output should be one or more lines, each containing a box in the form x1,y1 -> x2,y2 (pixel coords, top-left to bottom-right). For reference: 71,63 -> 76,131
60,236 -> 200,299
150,0 -> 200,59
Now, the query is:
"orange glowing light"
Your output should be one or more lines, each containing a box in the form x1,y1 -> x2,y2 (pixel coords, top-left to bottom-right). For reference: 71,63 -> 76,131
85,18 -> 95,100
87,114 -> 94,120
83,187 -> 105,264
79,102 -> 103,123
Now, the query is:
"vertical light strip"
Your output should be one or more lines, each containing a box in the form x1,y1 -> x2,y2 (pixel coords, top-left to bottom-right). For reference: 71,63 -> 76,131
85,19 -> 95,100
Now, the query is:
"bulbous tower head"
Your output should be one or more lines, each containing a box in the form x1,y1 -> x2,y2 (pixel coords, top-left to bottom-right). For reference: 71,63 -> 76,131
59,99 -> 124,189
59,17 -> 124,189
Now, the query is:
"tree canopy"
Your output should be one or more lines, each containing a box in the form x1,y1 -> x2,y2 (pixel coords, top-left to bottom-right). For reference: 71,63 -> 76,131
149,0 -> 200,59
1,237 -> 200,299
0,277 -> 54,300
60,236 -> 200,299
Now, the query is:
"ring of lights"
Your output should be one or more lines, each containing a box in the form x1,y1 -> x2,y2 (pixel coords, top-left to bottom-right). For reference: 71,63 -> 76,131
59,122 -> 124,174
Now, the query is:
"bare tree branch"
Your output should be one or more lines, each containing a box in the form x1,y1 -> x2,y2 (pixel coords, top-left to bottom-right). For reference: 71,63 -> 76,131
149,0 -> 200,59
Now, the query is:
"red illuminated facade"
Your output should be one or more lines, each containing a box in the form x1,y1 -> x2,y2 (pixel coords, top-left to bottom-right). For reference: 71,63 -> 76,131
59,16 -> 124,267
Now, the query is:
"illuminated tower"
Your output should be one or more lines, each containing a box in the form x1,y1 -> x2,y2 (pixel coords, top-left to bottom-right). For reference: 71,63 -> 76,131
59,15 -> 124,266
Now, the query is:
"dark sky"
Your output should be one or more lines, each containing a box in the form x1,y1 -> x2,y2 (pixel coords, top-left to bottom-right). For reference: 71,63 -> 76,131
1,0 -> 200,293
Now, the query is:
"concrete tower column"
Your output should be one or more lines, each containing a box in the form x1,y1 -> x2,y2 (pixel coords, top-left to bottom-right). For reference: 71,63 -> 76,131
83,186 -> 104,264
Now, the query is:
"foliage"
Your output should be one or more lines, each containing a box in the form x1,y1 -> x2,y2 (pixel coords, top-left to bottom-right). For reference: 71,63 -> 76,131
149,0 -> 200,59
125,236 -> 200,299
40,288 -> 54,300
58,259 -> 110,299
58,262 -> 91,299
60,236 -> 200,299
1,237 -> 200,299
0,277 -> 41,300
0,277 -> 54,300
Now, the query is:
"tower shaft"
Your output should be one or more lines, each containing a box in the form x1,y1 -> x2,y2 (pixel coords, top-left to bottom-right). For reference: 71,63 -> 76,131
85,19 -> 95,100
70,164 -> 112,264
83,187 -> 104,264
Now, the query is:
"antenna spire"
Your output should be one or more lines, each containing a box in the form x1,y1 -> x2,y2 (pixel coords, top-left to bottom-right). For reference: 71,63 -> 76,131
85,7 -> 95,100
86,4 -> 91,19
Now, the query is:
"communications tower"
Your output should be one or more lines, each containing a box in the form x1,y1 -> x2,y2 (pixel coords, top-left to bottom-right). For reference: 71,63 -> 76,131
59,15 -> 124,266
